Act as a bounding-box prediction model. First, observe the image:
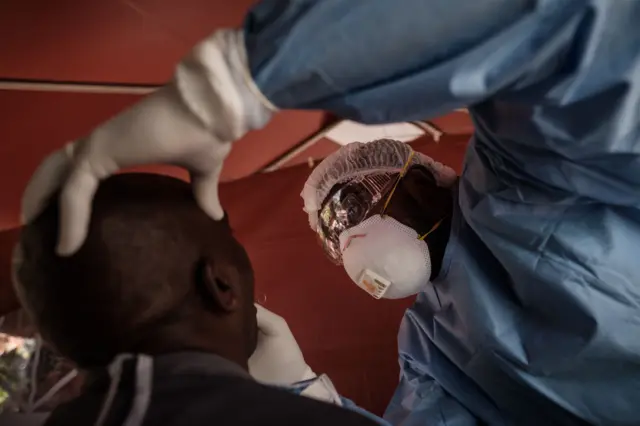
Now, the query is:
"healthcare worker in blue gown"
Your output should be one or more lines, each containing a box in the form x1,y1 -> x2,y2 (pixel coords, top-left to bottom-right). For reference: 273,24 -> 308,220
21,1 -> 640,425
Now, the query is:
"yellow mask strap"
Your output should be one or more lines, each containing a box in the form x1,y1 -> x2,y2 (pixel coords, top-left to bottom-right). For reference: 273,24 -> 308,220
379,150 -> 444,241
418,218 -> 444,241
380,151 -> 416,217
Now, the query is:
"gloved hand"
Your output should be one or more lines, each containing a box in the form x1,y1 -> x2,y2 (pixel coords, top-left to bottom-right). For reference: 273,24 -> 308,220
248,305 -> 316,386
21,29 -> 275,256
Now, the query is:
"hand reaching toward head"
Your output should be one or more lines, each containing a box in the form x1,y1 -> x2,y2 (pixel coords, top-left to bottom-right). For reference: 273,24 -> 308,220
21,29 -> 274,256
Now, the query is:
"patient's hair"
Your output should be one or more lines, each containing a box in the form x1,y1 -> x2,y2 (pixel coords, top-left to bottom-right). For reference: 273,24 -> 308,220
15,173 -> 253,368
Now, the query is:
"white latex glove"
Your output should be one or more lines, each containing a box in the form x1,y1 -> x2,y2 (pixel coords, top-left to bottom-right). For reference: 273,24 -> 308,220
21,29 -> 275,256
248,305 -> 316,386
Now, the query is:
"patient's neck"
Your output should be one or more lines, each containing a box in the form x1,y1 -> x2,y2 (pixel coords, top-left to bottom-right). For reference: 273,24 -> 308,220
129,321 -> 249,369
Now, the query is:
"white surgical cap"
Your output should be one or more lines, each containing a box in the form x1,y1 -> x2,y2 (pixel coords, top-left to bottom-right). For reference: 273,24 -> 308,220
301,139 -> 457,232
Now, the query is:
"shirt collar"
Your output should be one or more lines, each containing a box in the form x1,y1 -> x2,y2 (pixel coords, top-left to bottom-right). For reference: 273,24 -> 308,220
152,351 -> 251,380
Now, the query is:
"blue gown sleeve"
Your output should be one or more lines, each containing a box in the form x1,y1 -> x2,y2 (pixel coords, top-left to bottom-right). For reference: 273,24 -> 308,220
282,377 -> 391,426
243,0 -> 536,123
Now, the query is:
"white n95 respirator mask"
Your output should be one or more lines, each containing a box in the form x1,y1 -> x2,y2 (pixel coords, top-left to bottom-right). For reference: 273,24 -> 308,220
339,215 -> 432,299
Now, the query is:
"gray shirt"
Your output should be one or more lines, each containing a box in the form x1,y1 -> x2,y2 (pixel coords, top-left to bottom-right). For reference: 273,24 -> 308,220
40,352 -> 379,426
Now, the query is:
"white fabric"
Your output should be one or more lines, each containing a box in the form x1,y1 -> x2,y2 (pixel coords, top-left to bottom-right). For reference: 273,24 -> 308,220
301,139 -> 456,232
339,215 -> 431,299
123,355 -> 153,426
248,305 -> 316,386
95,354 -> 134,426
21,29 -> 275,256
94,354 -> 153,426
32,370 -> 78,412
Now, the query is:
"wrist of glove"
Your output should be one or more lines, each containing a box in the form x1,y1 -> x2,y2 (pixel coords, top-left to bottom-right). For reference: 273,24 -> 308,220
21,29 -> 275,256
248,305 -> 316,386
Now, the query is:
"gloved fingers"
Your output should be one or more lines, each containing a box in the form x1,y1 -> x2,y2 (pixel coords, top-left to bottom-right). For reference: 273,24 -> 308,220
190,165 -> 225,221
21,141 -> 99,256
56,163 -> 100,256
255,304 -> 289,336
21,146 -> 74,225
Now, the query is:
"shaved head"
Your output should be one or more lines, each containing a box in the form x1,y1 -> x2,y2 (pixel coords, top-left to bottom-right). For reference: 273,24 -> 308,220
15,174 -> 256,369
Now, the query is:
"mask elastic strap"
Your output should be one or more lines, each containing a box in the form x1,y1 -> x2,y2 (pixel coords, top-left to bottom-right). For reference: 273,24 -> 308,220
379,150 -> 444,241
419,218 -> 444,241
380,151 -> 416,217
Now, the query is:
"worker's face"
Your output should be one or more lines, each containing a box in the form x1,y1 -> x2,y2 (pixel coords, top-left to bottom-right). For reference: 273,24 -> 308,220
318,165 -> 453,299
376,165 -> 453,234
318,165 -> 450,263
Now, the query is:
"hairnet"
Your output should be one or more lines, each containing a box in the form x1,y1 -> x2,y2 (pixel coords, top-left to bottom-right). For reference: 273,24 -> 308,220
301,139 -> 457,232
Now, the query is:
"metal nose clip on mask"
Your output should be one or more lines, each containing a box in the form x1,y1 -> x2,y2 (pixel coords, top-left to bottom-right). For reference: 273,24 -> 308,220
339,151 -> 443,299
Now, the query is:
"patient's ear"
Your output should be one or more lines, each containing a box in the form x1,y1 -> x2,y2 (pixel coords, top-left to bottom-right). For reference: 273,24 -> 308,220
196,258 -> 241,313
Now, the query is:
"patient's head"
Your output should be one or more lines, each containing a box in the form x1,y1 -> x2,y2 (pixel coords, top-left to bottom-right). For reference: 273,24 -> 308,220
14,174 -> 257,369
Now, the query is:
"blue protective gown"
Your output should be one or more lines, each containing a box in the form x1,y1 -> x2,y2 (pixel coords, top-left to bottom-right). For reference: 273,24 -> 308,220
244,1 -> 640,425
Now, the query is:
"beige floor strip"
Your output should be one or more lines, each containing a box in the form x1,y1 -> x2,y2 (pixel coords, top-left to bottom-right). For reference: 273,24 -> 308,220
0,80 -> 159,95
